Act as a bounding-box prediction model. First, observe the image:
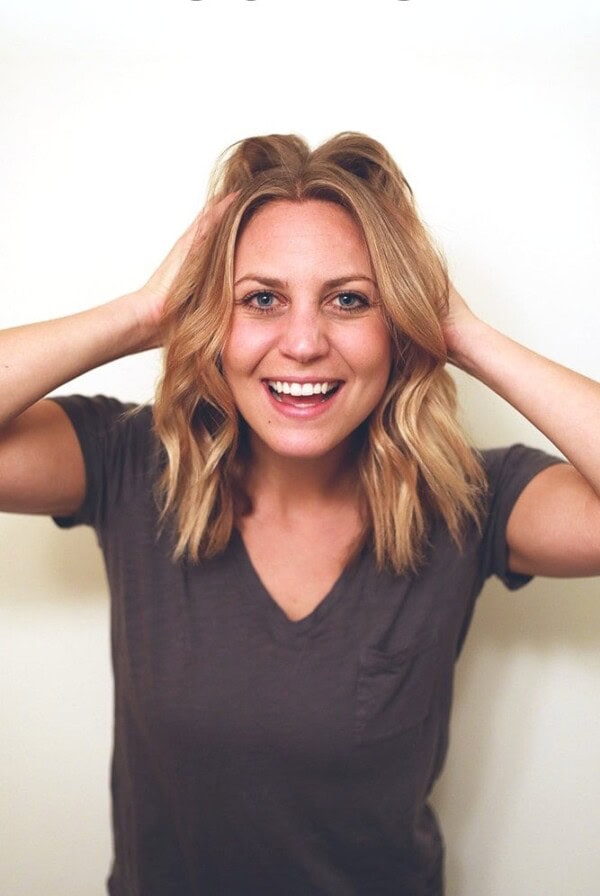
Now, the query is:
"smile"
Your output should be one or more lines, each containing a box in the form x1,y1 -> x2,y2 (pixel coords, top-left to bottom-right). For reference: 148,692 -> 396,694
266,380 -> 341,399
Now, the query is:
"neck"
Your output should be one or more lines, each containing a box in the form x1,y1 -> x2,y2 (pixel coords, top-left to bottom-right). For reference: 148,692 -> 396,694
242,435 -> 361,519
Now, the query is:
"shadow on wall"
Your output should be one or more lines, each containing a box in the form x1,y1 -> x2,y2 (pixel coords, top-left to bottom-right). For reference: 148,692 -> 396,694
0,514 -> 105,603
432,573 -> 600,893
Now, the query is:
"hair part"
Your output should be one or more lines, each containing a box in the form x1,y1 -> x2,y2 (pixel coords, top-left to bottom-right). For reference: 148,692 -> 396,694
153,131 -> 485,574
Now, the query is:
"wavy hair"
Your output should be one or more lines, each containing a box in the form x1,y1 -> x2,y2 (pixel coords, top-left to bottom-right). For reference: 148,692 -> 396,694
153,132 -> 485,573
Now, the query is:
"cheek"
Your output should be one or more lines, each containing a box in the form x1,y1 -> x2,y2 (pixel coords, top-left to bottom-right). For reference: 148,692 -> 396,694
341,326 -> 392,380
222,321 -> 273,376
366,344 -> 393,397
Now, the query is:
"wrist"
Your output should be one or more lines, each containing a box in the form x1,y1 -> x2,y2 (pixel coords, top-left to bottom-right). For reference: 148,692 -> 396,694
446,316 -> 496,377
111,290 -> 162,353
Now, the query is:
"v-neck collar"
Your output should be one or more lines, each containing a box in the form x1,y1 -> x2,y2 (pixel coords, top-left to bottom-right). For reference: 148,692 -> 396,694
230,528 -> 366,640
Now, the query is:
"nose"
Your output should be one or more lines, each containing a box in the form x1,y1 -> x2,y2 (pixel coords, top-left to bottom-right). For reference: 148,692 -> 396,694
278,304 -> 330,364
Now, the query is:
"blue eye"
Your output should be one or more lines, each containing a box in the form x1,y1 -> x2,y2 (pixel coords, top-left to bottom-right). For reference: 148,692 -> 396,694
237,289 -> 371,315
252,291 -> 276,307
243,291 -> 279,312
334,292 -> 369,311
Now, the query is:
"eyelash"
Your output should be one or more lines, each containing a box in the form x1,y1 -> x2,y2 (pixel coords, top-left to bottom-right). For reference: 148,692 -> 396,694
239,290 -> 371,315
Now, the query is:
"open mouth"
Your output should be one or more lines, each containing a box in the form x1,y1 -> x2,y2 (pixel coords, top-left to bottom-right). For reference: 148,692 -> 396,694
265,380 -> 342,404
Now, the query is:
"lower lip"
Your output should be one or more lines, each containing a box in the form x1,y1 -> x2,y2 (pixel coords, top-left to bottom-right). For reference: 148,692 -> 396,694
262,383 -> 343,419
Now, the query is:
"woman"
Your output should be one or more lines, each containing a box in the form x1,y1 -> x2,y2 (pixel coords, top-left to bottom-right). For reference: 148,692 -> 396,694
1,132 -> 599,895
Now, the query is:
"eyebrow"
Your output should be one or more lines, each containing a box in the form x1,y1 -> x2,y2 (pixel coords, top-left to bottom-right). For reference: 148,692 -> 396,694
234,274 -> 377,289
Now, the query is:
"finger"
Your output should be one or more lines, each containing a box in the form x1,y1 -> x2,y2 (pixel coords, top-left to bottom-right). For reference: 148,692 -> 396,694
197,191 -> 239,236
172,191 -> 240,261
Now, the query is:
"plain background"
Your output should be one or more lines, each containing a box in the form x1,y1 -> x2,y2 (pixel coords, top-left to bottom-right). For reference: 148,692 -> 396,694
1,1 -> 599,894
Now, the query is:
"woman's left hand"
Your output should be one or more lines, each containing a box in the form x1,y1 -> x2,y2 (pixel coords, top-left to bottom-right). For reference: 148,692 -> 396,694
440,278 -> 600,579
441,282 -> 482,369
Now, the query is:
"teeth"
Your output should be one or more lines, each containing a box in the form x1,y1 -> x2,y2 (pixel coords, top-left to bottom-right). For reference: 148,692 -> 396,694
267,380 -> 337,396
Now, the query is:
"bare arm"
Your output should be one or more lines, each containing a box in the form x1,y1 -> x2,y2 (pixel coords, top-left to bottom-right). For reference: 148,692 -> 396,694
0,292 -> 152,427
0,291 -> 152,516
0,193 -> 237,516
444,285 -> 600,578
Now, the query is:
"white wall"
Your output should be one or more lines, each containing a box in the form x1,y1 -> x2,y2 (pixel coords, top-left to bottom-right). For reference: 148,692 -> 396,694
1,2 -> 599,893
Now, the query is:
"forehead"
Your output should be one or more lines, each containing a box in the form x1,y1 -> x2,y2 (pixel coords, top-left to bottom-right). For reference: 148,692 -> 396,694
234,199 -> 372,275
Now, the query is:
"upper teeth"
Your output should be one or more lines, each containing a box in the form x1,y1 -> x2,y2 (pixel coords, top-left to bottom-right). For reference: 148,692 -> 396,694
267,381 -> 338,396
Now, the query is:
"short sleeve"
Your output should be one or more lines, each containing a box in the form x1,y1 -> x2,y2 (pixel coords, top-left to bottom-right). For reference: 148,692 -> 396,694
48,395 -> 155,532
480,444 -> 566,590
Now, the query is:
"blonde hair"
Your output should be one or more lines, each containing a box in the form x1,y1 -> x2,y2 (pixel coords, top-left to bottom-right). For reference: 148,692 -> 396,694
154,132 -> 485,573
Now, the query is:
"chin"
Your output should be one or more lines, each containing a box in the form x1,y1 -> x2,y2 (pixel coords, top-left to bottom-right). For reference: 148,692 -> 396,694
251,429 -> 358,464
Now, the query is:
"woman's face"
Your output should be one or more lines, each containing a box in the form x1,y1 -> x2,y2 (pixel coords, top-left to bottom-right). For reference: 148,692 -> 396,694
222,199 -> 392,466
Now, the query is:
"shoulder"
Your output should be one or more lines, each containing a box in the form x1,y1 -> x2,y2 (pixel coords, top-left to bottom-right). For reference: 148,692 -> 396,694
50,394 -> 152,434
478,443 -> 564,507
49,394 -> 157,460
49,396 -> 162,530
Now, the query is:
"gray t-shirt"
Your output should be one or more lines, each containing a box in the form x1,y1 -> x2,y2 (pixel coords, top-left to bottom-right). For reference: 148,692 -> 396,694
51,395 -> 563,896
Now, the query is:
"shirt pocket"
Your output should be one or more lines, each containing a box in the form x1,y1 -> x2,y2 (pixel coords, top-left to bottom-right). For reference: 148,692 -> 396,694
354,629 -> 439,745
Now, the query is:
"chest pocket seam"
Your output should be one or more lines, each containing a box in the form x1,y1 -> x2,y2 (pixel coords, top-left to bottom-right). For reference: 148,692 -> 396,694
354,628 -> 440,744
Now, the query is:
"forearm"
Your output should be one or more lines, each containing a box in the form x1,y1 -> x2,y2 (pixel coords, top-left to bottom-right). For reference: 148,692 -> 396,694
0,291 -> 153,426
451,318 -> 600,497
0,192 -> 239,429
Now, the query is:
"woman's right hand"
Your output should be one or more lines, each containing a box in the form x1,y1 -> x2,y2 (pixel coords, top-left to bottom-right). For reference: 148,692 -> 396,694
0,190 -> 240,514
136,191 -> 239,349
